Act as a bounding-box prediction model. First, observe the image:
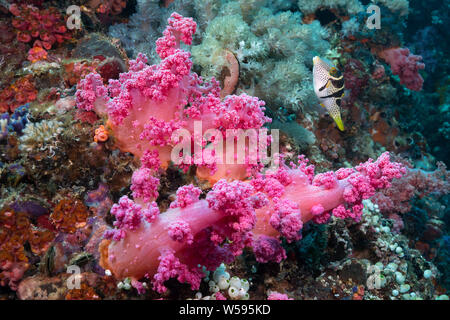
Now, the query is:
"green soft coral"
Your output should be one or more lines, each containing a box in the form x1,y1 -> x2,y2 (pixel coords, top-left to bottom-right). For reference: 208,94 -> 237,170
191,13 -> 266,77
296,0 -> 408,17
192,1 -> 331,112
297,0 -> 364,15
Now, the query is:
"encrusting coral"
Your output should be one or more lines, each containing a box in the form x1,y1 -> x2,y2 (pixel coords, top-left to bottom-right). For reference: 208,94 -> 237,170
9,3 -> 72,63
50,198 -> 89,234
19,119 -> 64,154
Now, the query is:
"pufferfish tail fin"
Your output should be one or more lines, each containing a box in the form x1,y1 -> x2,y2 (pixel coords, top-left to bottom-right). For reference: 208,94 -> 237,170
332,112 -> 345,131
323,98 -> 345,131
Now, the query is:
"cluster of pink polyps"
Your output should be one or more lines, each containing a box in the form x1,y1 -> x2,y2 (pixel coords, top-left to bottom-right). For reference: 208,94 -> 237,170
76,13 -> 406,294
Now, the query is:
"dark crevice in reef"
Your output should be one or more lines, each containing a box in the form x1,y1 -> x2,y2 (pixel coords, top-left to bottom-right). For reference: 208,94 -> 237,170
315,8 -> 338,26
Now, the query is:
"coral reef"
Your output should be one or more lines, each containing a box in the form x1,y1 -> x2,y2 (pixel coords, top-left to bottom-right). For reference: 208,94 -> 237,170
88,0 -> 127,16
0,0 -> 447,303
50,198 -> 89,233
0,207 -> 54,290
0,104 -> 28,140
373,162 -> 449,215
78,13 -> 272,185
94,15 -> 406,289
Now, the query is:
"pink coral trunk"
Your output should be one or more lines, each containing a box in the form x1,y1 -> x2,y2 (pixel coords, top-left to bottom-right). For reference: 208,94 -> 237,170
253,169 -> 346,237
105,173 -> 346,279
106,201 -> 218,279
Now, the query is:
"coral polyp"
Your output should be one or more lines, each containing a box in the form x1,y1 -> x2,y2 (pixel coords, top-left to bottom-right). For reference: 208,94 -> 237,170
0,207 -> 54,290
50,199 -> 89,234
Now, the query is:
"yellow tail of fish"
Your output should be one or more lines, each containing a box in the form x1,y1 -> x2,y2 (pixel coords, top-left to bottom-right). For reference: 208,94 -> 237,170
332,114 -> 345,131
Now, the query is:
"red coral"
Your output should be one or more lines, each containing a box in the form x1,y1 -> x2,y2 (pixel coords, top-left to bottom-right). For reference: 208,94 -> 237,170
27,46 -> 48,63
50,198 -> 89,233
9,4 -> 72,51
343,58 -> 369,103
0,207 -> 54,290
65,282 -> 101,300
88,0 -> 127,16
0,75 -> 37,112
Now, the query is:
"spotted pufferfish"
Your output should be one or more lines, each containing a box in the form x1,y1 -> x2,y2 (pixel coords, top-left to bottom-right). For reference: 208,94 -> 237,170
313,56 -> 345,131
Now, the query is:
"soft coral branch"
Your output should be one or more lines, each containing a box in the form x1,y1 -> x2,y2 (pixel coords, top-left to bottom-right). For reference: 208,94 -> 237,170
99,152 -> 405,292
101,180 -> 260,293
372,160 -> 449,214
76,12 -> 271,183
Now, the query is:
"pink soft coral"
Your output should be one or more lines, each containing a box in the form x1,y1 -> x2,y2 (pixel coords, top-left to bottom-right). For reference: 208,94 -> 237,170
101,180 -> 261,293
100,152 -> 405,290
103,196 -> 155,241
170,184 -> 202,209
76,13 -> 271,184
269,199 -> 303,243
152,250 -> 203,293
251,152 -> 405,262
372,161 -> 449,214
92,13 -> 407,295
380,47 -> 425,91
130,168 -> 159,202
267,292 -> 293,300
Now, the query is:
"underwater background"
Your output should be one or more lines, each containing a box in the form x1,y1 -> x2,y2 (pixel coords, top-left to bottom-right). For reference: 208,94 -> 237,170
0,0 -> 449,300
